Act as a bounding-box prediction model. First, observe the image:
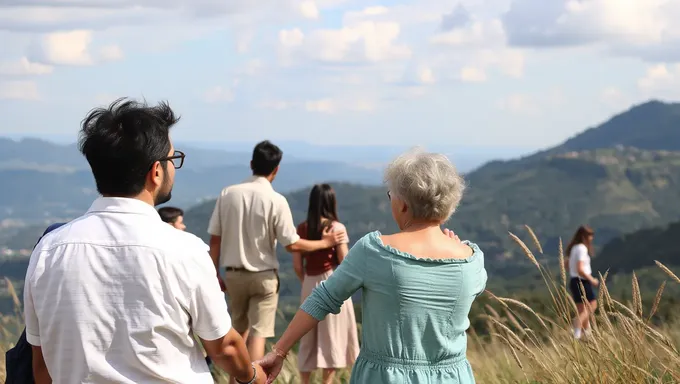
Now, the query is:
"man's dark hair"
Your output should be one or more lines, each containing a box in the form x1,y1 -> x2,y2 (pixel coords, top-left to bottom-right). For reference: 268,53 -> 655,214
251,140 -> 283,176
158,206 -> 184,224
78,98 -> 179,196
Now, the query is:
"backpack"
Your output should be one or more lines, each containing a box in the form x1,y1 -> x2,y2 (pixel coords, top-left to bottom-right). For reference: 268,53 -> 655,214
5,222 -> 66,384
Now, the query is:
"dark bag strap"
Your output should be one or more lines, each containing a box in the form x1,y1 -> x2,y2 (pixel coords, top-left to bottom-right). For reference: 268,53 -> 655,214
4,222 -> 66,384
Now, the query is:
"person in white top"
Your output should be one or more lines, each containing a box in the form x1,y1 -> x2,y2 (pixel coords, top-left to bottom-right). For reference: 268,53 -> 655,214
24,98 -> 265,384
565,225 -> 598,340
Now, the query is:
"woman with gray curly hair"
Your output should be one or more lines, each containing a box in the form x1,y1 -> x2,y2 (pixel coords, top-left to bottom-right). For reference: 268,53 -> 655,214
259,149 -> 487,384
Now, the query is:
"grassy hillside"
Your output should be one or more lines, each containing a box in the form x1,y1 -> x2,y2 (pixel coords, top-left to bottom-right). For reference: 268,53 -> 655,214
184,147 -> 680,271
594,220 -> 680,274
2,231 -> 680,384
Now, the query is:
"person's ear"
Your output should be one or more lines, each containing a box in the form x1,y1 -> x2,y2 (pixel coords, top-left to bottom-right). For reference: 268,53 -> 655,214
272,166 -> 279,176
149,161 -> 163,187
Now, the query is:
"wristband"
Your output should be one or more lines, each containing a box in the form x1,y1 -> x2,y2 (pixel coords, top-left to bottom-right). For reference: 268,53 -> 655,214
234,363 -> 257,384
272,345 -> 288,359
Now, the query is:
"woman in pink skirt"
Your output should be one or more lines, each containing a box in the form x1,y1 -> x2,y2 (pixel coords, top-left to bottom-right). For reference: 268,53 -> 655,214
293,183 -> 360,384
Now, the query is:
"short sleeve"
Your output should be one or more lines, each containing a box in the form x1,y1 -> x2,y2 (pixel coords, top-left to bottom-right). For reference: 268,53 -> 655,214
273,196 -> 300,247
207,196 -> 222,236
185,243 -> 232,341
572,244 -> 587,262
300,236 -> 366,320
24,249 -> 41,346
332,222 -> 350,244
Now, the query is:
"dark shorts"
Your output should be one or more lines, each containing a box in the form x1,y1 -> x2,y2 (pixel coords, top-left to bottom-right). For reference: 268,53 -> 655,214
570,277 -> 596,303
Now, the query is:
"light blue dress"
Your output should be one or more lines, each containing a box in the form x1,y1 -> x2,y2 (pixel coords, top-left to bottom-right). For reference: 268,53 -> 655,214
301,231 -> 487,383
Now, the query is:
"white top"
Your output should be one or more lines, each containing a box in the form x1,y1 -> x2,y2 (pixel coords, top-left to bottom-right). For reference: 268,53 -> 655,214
24,197 -> 231,384
208,176 -> 301,271
568,243 -> 592,278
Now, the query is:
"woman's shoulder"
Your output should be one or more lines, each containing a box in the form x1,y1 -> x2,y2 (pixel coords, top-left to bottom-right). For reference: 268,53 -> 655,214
331,221 -> 347,232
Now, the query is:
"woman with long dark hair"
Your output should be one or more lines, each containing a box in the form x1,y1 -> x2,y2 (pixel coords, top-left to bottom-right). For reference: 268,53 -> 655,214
292,183 -> 359,384
566,225 -> 598,339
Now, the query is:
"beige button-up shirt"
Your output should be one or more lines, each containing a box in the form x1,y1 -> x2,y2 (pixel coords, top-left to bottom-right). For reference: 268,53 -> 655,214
208,176 -> 300,272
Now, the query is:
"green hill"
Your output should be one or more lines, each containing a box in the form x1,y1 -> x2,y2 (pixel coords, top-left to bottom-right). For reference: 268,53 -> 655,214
184,147 -> 680,269
593,220 -> 680,274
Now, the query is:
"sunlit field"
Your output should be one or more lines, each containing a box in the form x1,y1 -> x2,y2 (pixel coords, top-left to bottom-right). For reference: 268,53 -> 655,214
2,228 -> 679,384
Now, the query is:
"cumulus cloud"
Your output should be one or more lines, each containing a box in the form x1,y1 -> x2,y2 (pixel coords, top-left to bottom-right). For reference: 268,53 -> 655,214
278,21 -> 411,64
502,0 -> 680,62
459,66 -> 486,82
637,63 -> 680,99
98,44 -> 124,61
439,4 -> 471,32
29,30 -> 94,65
0,57 -> 53,76
0,80 -> 40,100
260,96 -> 375,113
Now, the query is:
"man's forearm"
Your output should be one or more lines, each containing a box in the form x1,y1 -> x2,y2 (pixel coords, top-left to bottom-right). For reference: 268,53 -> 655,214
212,343 -> 254,382
286,238 -> 330,253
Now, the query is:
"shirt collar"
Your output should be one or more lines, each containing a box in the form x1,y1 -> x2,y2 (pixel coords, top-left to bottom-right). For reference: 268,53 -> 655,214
246,175 -> 273,188
87,197 -> 161,219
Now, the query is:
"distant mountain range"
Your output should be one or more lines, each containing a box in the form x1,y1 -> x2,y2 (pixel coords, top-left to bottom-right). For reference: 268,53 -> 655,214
181,100 -> 680,276
3,99 -> 680,313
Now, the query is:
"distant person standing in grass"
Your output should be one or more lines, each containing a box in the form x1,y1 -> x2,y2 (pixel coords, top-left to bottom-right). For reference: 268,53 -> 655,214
259,148 -> 487,384
158,206 -> 186,230
567,225 -> 598,340
23,98 -> 265,384
293,184 -> 359,384
207,140 -> 347,377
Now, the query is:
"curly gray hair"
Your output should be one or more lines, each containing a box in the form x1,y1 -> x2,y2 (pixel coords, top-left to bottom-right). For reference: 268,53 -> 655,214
384,148 -> 465,222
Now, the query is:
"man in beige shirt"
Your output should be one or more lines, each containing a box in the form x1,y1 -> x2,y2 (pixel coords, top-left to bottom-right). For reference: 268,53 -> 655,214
208,140 -> 347,365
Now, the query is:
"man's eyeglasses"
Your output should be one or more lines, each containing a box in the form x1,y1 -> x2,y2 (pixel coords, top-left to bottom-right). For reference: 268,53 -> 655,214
159,150 -> 185,169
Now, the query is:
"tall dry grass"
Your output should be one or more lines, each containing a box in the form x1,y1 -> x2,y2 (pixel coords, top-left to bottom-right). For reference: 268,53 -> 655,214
1,228 -> 679,384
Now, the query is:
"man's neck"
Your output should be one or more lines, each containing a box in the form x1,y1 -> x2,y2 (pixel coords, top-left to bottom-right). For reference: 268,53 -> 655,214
253,174 -> 275,183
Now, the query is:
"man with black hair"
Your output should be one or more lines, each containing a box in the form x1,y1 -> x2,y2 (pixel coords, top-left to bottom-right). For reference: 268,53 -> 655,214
24,98 -> 265,384
158,206 -> 186,230
208,140 -> 347,369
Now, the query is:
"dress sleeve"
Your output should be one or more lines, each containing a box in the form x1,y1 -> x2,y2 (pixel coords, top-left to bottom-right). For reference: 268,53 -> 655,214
332,222 -> 350,244
300,236 -> 366,320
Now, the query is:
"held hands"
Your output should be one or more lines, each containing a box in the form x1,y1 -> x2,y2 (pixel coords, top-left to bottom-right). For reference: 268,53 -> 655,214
253,363 -> 267,384
591,278 -> 600,287
256,351 -> 284,384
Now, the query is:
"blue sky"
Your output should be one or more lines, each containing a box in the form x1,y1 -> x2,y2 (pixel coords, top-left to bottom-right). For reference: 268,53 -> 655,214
0,0 -> 679,151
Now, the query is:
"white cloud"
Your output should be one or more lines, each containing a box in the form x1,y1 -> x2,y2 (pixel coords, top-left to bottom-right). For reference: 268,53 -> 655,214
636,63 -> 680,99
503,0 -> 680,62
30,30 -> 94,66
204,86 -> 235,103
98,45 -> 124,62
431,19 -> 506,48
460,66 -> 486,82
298,0 -> 320,19
0,57 -> 53,76
261,96 -> 375,113
0,80 -> 40,100
278,21 -> 411,64
417,67 -> 436,84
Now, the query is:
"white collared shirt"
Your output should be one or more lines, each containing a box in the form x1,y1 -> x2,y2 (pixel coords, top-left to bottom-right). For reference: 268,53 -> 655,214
24,197 -> 231,384
208,176 -> 300,272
